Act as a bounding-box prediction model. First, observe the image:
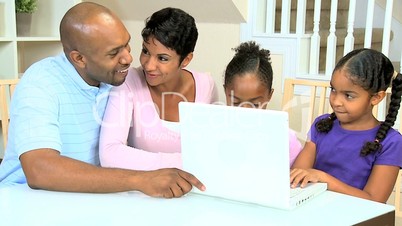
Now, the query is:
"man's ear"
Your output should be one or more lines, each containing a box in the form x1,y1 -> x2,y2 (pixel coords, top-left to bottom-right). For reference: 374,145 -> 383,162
371,91 -> 387,106
69,50 -> 86,69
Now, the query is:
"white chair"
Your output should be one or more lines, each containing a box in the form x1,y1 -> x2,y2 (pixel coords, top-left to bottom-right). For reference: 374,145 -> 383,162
388,88 -> 402,217
281,78 -> 332,134
0,79 -> 19,157
376,87 -> 402,217
394,169 -> 402,217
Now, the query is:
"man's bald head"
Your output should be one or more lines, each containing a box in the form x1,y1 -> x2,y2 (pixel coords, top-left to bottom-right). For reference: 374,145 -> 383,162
60,2 -> 122,56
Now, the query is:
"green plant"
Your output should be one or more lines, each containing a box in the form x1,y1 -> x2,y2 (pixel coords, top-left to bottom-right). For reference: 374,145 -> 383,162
15,0 -> 38,13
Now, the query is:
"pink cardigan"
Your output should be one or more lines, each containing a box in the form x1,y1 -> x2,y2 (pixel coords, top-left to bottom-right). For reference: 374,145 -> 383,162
288,129 -> 302,167
99,67 -> 218,170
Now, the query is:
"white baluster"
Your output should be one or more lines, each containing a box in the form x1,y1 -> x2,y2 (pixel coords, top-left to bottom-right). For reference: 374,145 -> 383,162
377,0 -> 395,121
325,0 -> 338,77
381,0 -> 394,55
344,0 -> 356,55
364,0 -> 375,48
309,0 -> 321,75
281,0 -> 291,34
296,0 -> 307,35
266,0 -> 276,34
400,54 -> 402,72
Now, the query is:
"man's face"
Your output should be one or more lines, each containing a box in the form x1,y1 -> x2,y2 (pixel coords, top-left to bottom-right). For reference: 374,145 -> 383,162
76,15 -> 133,86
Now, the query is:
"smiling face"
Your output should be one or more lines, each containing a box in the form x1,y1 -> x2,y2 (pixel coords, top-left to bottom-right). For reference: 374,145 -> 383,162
224,73 -> 273,109
329,69 -> 382,129
140,37 -> 191,88
69,13 -> 133,87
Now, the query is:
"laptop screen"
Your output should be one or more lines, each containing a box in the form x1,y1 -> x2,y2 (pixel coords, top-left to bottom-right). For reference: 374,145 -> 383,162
179,102 -> 291,208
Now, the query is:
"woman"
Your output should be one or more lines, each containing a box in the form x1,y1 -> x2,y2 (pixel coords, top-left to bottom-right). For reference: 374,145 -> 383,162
99,7 -> 218,170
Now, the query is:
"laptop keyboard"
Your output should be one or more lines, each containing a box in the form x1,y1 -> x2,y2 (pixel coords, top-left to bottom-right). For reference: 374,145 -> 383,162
290,187 -> 304,197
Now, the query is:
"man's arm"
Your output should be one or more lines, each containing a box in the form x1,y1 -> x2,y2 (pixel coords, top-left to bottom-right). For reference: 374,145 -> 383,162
20,148 -> 205,198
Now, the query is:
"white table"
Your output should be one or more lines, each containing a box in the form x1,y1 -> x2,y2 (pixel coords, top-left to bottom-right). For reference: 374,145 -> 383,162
0,184 -> 395,226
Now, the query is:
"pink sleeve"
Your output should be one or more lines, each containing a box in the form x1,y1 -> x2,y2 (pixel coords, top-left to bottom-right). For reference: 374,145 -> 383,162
99,82 -> 181,171
209,78 -> 219,103
288,129 -> 302,167
193,71 -> 219,104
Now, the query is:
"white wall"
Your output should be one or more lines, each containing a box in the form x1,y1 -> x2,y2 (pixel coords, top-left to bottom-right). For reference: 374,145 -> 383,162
189,23 -> 242,102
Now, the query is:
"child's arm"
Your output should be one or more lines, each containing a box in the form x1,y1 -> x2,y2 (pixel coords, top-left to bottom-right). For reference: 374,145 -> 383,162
289,140 -> 319,189
291,140 -> 316,168
291,155 -> 399,203
339,165 -> 399,203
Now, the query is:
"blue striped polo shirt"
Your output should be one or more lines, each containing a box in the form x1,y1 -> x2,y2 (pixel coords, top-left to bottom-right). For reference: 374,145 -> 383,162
0,53 -> 112,187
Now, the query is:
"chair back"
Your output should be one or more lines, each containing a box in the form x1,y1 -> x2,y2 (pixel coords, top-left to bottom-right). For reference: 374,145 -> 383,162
0,79 -> 19,150
281,78 -> 332,135
387,86 -> 402,217
394,170 -> 402,217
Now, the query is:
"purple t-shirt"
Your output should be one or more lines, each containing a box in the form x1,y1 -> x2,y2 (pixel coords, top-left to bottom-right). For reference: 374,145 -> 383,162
309,114 -> 402,189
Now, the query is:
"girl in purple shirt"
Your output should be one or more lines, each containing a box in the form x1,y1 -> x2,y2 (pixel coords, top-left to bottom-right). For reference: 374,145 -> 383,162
291,48 -> 402,203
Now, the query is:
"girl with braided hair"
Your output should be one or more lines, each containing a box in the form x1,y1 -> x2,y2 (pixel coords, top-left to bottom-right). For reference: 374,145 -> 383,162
290,48 -> 402,203
223,41 -> 302,166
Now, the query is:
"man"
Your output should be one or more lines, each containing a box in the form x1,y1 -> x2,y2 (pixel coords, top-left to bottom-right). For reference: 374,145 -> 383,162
0,2 -> 204,198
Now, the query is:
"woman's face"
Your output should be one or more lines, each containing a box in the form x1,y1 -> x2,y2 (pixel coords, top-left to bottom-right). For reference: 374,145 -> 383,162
225,73 -> 273,109
140,37 -> 189,87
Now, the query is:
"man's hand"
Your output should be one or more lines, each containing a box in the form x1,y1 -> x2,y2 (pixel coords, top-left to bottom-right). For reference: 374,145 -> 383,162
20,149 -> 205,196
138,168 -> 206,198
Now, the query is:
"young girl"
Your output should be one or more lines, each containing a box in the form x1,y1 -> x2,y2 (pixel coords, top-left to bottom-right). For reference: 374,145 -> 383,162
290,48 -> 402,203
223,41 -> 302,166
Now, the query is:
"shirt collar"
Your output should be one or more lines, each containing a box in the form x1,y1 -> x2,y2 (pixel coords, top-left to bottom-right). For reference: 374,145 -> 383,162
58,53 -> 112,95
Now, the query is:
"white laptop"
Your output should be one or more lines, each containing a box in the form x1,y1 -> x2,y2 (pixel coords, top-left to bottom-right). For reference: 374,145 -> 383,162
179,102 -> 327,210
